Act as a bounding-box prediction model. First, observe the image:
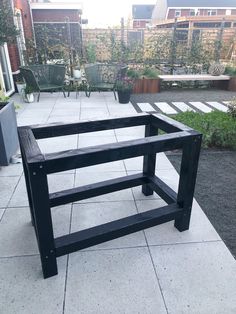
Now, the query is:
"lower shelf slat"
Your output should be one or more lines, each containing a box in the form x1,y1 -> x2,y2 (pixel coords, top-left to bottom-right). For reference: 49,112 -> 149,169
55,203 -> 183,257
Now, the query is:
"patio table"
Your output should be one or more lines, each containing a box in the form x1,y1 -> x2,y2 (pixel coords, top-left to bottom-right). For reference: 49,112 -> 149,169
18,113 -> 202,279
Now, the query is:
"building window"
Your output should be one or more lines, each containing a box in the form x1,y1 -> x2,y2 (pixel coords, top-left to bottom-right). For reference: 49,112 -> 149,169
207,10 -> 217,16
226,9 -> 231,16
175,10 -> 181,17
190,10 -> 195,16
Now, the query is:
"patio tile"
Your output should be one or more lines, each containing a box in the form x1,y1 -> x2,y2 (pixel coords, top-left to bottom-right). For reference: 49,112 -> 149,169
80,108 -> 109,120
76,160 -> 125,173
0,205 -> 71,257
114,125 -> 145,137
46,116 -> 81,123
78,135 -> 117,148
17,116 -> 47,126
150,241 -> 236,314
9,173 -> 74,207
78,129 -> 115,137
0,176 -> 20,208
65,248 -> 167,314
74,171 -> 134,203
50,109 -> 80,117
0,255 -> 66,314
136,199 -> 220,246
0,163 -> 23,177
0,209 -> 4,220
71,201 -> 146,250
37,134 -> 78,154
0,207 -> 37,256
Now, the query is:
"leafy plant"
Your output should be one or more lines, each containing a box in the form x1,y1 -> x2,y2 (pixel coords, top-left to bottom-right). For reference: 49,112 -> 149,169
141,67 -> 159,78
224,66 -> 236,76
126,68 -> 141,79
0,95 -> 10,102
116,77 -> 134,92
172,111 -> 236,149
23,86 -> 34,95
0,1 -> 19,45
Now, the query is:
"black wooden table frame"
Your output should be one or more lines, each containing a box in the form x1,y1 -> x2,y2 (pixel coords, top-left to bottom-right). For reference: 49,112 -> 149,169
18,113 -> 202,279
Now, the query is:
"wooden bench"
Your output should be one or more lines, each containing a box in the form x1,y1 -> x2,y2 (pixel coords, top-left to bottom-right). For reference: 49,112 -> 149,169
159,74 -> 230,90
18,114 -> 202,279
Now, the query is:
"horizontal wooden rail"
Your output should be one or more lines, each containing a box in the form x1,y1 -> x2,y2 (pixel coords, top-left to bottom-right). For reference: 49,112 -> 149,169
44,131 -> 191,173
55,203 -> 183,257
49,173 -> 147,207
148,175 -> 177,204
31,114 -> 150,139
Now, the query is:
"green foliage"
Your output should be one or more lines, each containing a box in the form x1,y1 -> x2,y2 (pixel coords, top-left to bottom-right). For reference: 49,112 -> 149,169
23,86 -> 34,95
228,97 -> 236,118
224,66 -> 236,76
0,95 -> 9,102
0,1 -> 19,45
172,111 -> 236,149
141,67 -> 159,78
126,68 -> 141,79
85,42 -> 97,63
116,77 -> 134,92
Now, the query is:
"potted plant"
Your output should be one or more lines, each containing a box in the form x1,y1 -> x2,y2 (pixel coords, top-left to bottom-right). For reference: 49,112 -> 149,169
129,67 -> 161,94
116,77 -> 134,104
0,95 -> 19,166
22,86 -> 34,103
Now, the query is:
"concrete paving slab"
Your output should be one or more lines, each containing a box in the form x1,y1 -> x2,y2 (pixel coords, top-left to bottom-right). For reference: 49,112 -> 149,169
137,102 -> 155,112
150,241 -> 236,314
75,160 -> 126,173
137,199 -> 221,246
0,209 -> 4,220
172,101 -> 196,112
0,163 -> 23,177
206,101 -> 228,112
189,101 -> 212,113
65,248 -> 167,314
9,173 -> 74,207
37,134 -> 78,154
0,255 -> 67,314
155,102 -> 177,114
0,205 -> 71,257
0,176 -> 20,208
74,171 -> 134,203
71,201 -> 146,250
78,135 -> 117,148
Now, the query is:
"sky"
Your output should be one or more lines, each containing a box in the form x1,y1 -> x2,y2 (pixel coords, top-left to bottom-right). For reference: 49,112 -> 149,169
50,0 -> 156,28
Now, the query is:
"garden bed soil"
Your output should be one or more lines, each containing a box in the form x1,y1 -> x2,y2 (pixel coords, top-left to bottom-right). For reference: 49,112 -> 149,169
167,149 -> 236,259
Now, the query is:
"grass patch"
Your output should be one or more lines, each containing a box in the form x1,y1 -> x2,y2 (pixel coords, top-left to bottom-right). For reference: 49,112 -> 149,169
171,111 -> 236,150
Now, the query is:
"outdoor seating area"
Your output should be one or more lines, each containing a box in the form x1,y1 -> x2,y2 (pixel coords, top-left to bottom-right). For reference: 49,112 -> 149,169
84,63 -> 127,99
20,65 -> 66,102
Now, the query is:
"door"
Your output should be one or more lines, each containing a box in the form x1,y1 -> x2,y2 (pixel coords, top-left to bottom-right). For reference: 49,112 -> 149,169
0,43 -> 14,96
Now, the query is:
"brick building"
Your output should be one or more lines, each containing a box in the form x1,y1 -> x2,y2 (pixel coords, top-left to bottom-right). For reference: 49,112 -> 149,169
132,4 -> 155,29
152,0 -> 236,23
31,0 -> 83,62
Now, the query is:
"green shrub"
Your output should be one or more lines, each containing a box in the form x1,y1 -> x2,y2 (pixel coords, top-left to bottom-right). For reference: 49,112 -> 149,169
142,67 -> 159,78
224,66 -> 236,76
171,111 -> 236,150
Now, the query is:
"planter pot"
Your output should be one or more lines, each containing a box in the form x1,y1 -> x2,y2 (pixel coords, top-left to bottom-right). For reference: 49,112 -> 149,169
23,93 -> 34,103
228,77 -> 236,91
0,101 -> 19,166
117,90 -> 131,104
73,69 -> 81,79
133,78 -> 160,94
16,82 -> 26,94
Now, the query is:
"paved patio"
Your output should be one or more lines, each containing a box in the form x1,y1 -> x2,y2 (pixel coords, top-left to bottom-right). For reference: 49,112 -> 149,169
0,91 -> 236,313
